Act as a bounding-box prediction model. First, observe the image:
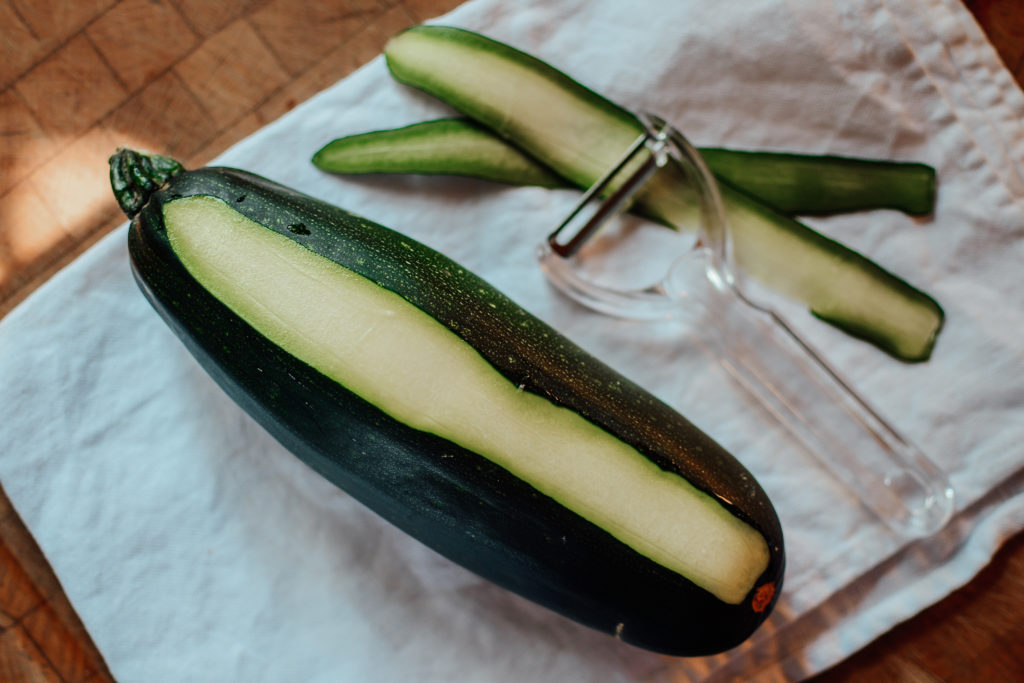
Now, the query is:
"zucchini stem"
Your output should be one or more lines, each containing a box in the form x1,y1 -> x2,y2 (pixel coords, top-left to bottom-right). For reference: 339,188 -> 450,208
109,148 -> 184,218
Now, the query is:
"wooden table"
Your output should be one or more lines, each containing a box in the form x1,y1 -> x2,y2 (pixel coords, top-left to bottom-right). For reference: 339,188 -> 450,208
0,1 -> 1020,680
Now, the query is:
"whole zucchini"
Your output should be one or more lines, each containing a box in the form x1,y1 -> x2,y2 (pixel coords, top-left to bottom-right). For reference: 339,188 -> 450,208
111,148 -> 784,657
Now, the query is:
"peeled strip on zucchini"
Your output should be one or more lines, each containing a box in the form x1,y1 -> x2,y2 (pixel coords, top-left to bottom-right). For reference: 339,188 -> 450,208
383,26 -> 944,361
698,147 -> 935,216
113,148 -> 785,657
314,117 -> 936,216
313,118 -> 567,188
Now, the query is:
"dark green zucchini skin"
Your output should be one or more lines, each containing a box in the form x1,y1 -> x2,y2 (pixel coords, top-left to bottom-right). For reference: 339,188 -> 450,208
122,157 -> 784,656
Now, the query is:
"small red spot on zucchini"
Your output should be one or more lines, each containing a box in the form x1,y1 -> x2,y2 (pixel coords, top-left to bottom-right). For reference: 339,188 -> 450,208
751,582 -> 775,613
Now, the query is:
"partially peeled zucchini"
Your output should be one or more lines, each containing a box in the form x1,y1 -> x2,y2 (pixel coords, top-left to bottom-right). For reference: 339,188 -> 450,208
112,148 -> 785,657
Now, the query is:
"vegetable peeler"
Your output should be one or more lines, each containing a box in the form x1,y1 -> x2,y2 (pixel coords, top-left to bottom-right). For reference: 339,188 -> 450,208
537,114 -> 955,538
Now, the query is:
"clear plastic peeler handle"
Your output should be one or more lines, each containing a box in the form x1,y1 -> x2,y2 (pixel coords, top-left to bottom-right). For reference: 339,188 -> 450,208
539,114 -> 955,538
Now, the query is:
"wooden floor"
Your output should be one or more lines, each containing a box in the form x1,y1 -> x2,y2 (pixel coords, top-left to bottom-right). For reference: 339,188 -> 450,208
0,0 -> 1021,681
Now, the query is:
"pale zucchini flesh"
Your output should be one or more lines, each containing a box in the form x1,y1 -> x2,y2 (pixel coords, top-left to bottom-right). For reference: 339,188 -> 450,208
164,194 -> 770,605
312,118 -> 566,188
383,26 -> 944,361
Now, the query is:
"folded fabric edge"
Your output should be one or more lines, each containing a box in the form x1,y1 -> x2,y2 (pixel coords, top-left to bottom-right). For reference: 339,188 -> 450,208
895,0 -> 1024,203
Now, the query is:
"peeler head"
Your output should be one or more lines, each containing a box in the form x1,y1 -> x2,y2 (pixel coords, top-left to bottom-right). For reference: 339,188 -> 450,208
538,114 -> 737,321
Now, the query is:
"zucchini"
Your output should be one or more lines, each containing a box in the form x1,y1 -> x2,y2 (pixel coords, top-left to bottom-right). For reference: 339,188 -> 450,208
313,118 -> 567,188
383,26 -> 944,361
111,148 -> 785,657
314,117 -> 936,216
698,148 -> 936,216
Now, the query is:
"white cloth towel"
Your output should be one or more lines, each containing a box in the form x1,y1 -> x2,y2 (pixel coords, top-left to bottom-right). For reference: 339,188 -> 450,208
2,0 -> 1023,680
